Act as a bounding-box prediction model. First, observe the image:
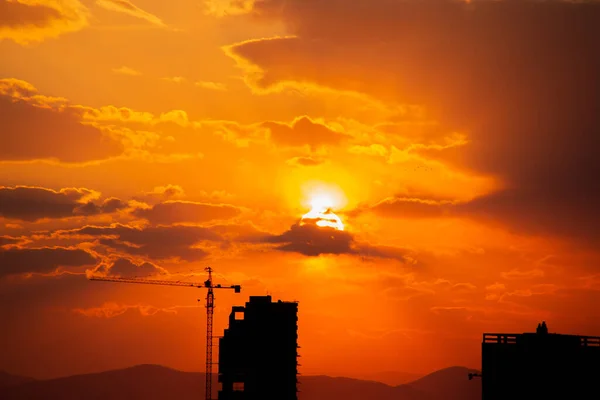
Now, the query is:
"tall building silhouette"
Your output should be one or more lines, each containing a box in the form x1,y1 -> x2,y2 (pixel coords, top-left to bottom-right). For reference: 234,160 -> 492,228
218,296 -> 299,400
482,322 -> 600,400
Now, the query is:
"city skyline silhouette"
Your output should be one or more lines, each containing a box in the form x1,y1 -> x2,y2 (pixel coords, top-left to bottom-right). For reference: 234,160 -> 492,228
2,0 -> 600,398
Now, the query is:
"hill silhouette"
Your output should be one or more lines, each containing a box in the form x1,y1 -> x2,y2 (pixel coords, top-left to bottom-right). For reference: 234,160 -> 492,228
0,364 -> 481,400
406,366 -> 480,400
299,375 -> 423,400
0,365 -> 200,400
0,371 -> 35,388
355,370 -> 422,386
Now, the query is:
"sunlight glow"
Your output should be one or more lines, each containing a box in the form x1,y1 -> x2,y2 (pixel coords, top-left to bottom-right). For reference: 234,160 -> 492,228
309,194 -> 334,212
300,181 -> 347,210
301,193 -> 345,231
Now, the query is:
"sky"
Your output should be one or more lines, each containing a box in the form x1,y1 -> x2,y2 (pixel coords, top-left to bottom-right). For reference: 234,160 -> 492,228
1,0 -> 600,381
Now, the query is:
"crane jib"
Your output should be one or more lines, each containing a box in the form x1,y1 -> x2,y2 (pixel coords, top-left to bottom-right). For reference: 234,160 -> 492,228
88,267 -> 241,400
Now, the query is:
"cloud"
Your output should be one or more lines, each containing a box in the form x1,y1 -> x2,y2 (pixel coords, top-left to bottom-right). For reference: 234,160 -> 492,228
100,197 -> 128,213
451,282 -> 477,292
453,188 -> 600,244
144,184 -> 185,200
204,0 -> 254,17
486,282 -> 506,292
89,257 -> 167,278
365,189 -> 600,245
353,197 -> 454,220
227,0 -> 600,244
253,219 -> 411,261
286,156 -> 325,167
207,221 -> 268,242
195,81 -> 227,91
73,302 -> 179,318
112,66 -> 141,76
162,76 -> 185,84
0,247 -> 96,277
136,186 -> 234,204
363,190 -> 600,245
131,200 -> 243,224
263,223 -> 354,256
0,186 -> 127,222
1,79 -> 202,165
57,224 -> 223,261
96,0 -> 165,27
0,236 -> 21,247
0,79 -> 124,163
75,105 -> 156,125
52,218 -> 409,263
209,120 -> 268,147
261,116 -> 349,150
207,116 -> 350,149
0,0 -> 89,44
502,269 -> 545,280
348,144 -> 388,157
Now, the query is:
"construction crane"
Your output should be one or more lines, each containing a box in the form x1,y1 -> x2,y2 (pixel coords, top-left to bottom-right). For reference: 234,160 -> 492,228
89,266 -> 241,400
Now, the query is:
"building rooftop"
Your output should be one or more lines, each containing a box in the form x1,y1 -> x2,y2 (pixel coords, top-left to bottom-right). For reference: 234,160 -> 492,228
482,321 -> 600,347
246,295 -> 298,304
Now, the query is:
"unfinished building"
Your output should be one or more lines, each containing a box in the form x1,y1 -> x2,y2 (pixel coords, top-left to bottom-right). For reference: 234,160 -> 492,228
218,296 -> 299,400
481,322 -> 600,400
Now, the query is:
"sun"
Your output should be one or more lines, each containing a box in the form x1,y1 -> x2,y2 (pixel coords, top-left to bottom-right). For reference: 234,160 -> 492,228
300,193 -> 345,231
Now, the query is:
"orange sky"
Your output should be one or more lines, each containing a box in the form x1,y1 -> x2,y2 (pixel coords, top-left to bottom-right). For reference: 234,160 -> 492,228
2,0 -> 600,381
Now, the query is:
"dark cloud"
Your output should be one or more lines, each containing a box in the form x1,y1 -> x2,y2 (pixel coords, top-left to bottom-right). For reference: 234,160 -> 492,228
99,197 -> 128,213
229,0 -> 600,244
264,223 -> 355,256
255,219 -> 410,261
262,116 -> 348,150
363,191 -> 599,245
0,186 -> 127,222
286,156 -> 325,167
0,236 -> 21,247
60,224 -> 222,261
143,185 -> 185,200
131,185 -> 185,205
364,197 -> 454,219
0,247 -> 96,277
0,0 -> 61,28
131,201 -> 242,225
0,79 -> 122,162
454,188 -> 600,244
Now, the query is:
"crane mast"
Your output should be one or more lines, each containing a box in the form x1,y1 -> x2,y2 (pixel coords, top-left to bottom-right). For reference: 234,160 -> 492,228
205,267 -> 215,400
89,266 -> 241,400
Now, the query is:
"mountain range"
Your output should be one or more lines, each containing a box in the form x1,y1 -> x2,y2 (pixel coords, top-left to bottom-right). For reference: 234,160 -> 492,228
0,364 -> 481,400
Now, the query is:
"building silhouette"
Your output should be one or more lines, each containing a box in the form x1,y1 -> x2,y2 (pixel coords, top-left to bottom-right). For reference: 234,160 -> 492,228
481,321 -> 600,400
218,296 -> 299,400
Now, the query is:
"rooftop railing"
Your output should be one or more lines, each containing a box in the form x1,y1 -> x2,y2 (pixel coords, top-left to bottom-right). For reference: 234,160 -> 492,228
483,333 -> 600,346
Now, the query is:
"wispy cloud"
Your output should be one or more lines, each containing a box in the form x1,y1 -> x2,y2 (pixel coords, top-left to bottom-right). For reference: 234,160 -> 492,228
195,81 -> 227,91
0,0 -> 90,45
112,66 -> 141,76
73,302 -> 196,318
204,0 -> 255,17
96,0 -> 165,27
162,76 -> 186,84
